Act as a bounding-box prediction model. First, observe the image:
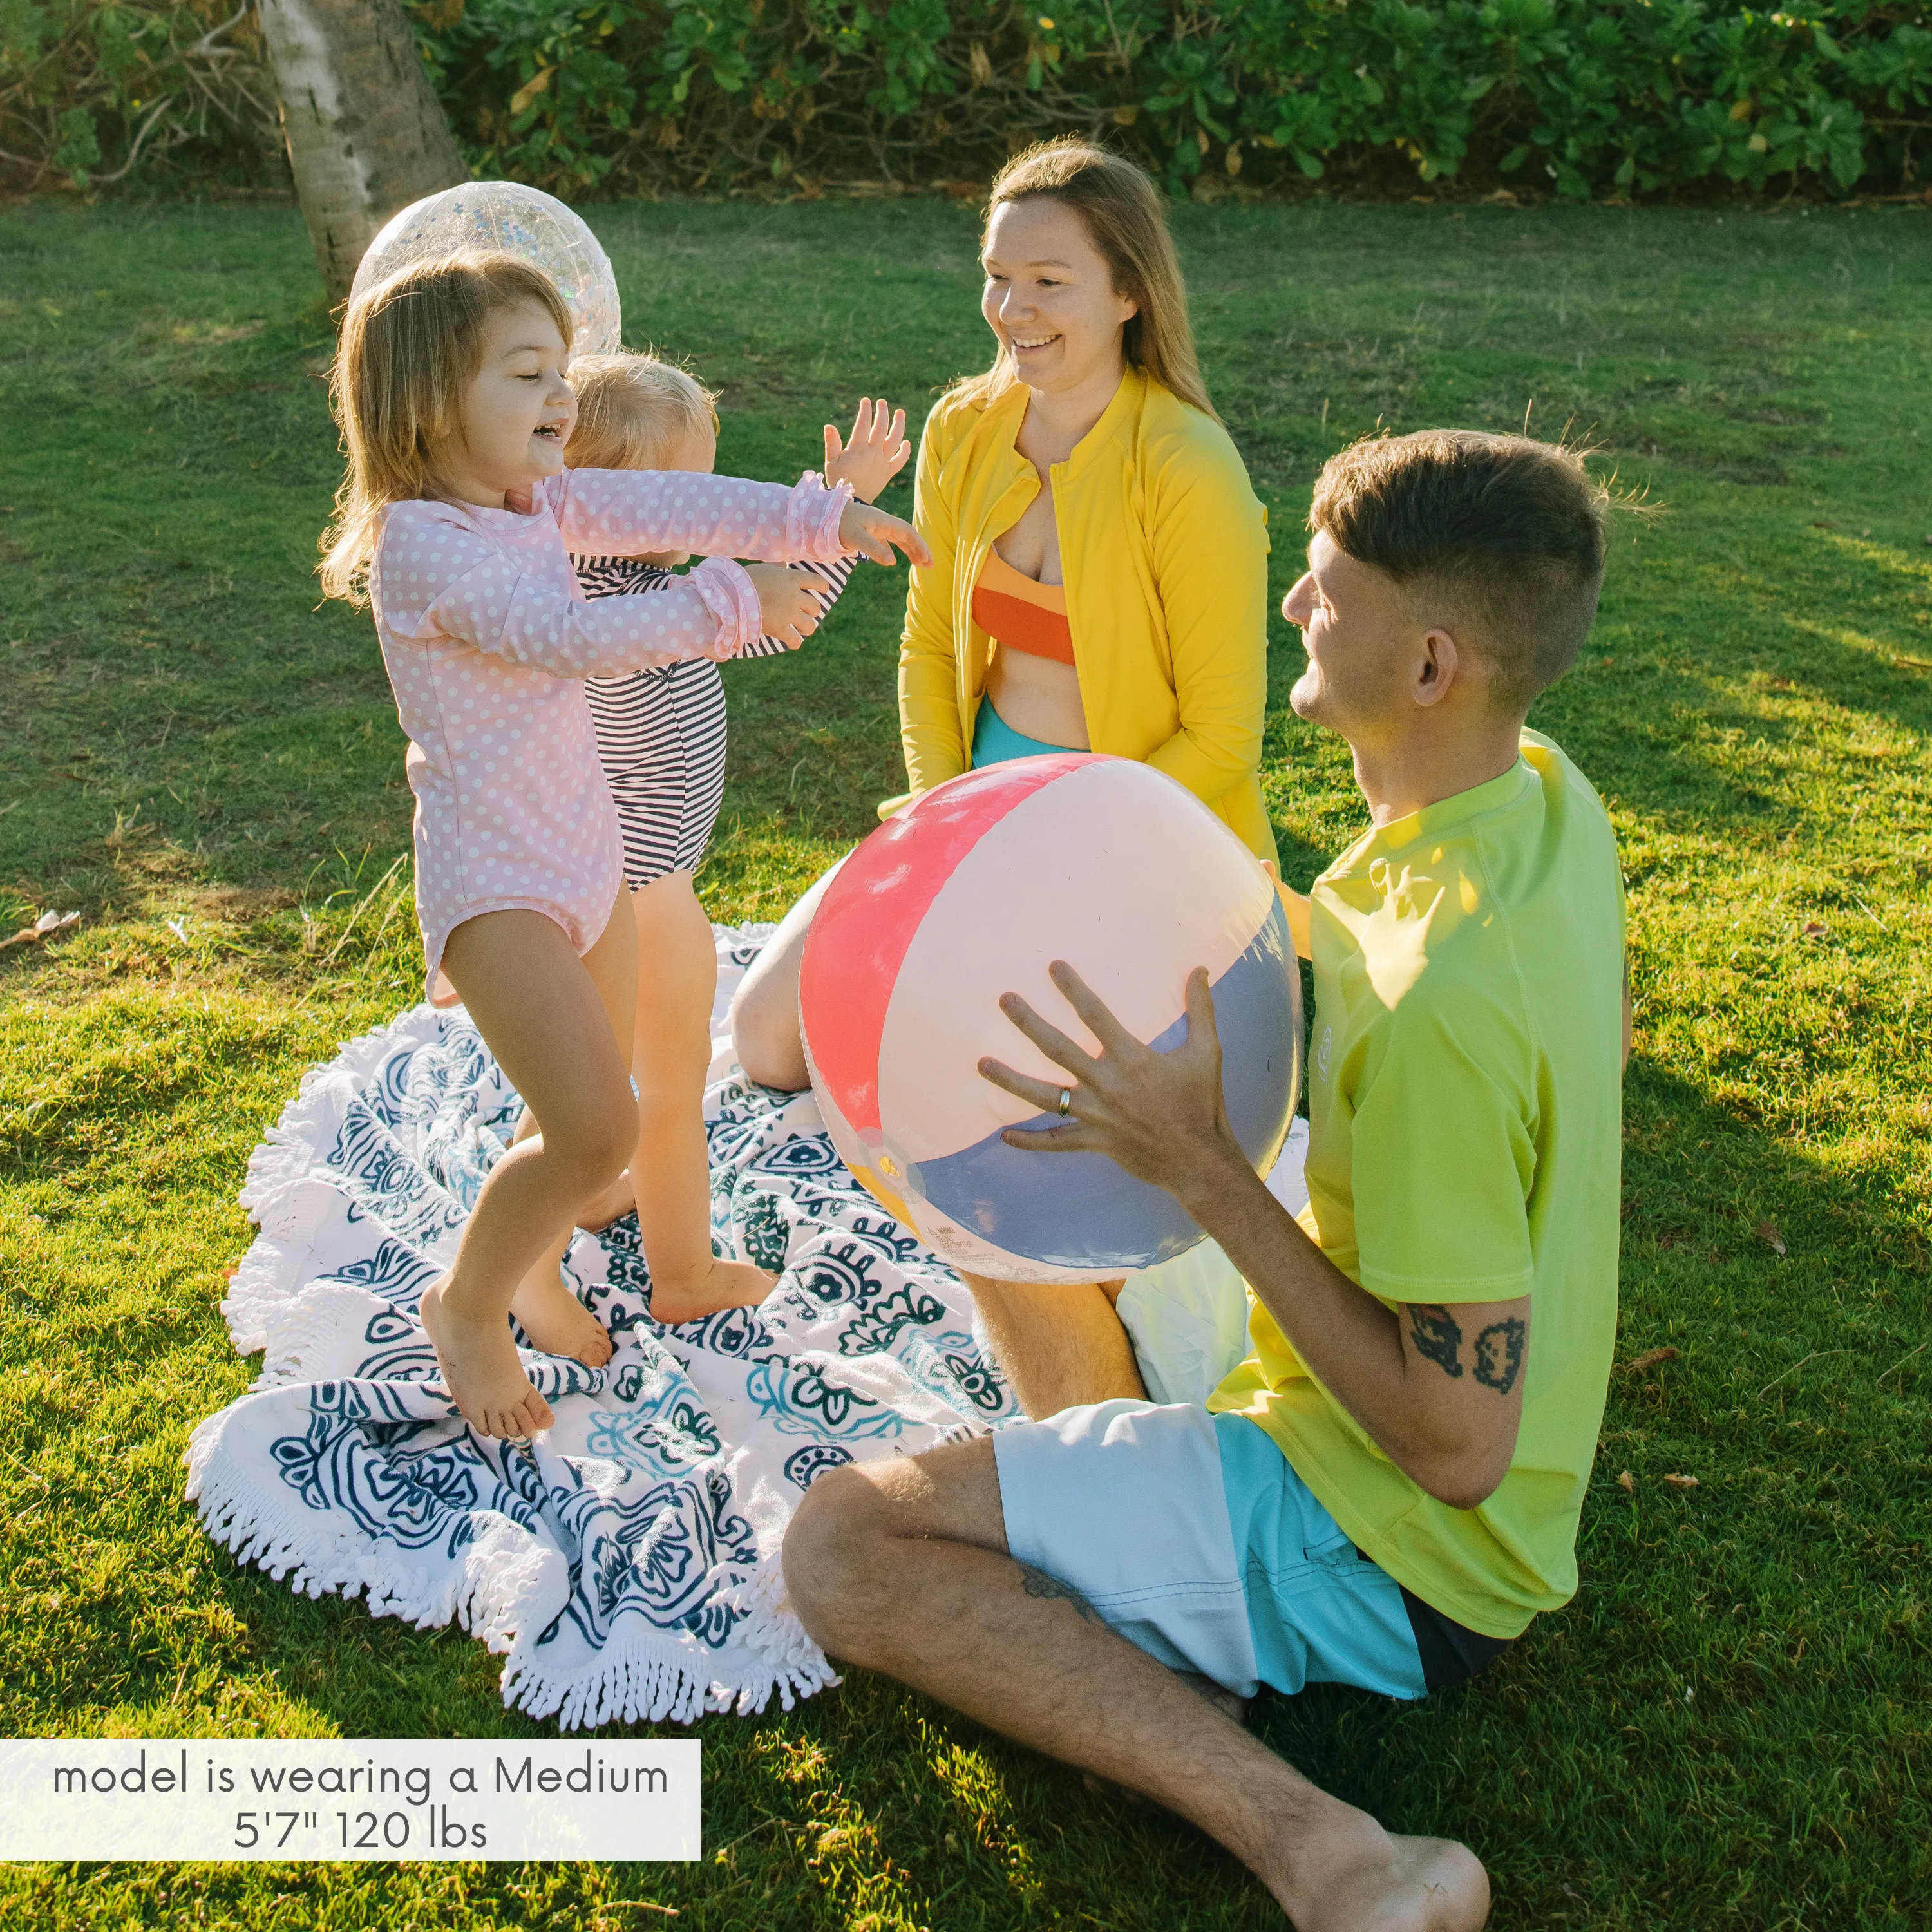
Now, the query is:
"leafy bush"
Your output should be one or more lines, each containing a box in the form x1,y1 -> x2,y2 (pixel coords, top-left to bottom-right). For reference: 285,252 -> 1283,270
409,0 -> 1932,200
0,3 -> 276,189
5,1 -> 1930,200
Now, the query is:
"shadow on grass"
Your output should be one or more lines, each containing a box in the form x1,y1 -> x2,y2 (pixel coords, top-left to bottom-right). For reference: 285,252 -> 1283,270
1537,529 -> 1932,830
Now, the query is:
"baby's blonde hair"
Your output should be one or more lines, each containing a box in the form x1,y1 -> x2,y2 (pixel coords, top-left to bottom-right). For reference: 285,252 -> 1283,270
318,249 -> 573,605
567,353 -> 719,471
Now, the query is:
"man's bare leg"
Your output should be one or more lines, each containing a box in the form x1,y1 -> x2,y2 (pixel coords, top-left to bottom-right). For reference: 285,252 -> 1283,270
784,1443 -> 1489,1932
961,1271 -> 1144,1418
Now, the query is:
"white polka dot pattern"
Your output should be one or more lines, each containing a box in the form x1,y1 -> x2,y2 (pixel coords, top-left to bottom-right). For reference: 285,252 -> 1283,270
369,468 -> 857,1001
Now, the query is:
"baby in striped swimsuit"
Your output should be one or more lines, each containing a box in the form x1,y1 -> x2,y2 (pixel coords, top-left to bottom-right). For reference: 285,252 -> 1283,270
563,354 -> 910,1307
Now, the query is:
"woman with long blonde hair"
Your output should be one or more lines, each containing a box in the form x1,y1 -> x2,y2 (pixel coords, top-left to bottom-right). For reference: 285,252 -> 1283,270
732,138 -> 1273,1076
726,137 -> 1275,1439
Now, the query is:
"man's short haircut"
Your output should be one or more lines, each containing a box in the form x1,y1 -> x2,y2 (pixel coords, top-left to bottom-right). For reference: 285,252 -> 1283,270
566,352 -> 719,471
1310,430 -> 1611,712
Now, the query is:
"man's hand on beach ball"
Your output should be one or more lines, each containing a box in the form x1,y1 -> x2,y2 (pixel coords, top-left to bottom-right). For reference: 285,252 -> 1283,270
980,961 -> 1238,1189
744,563 -> 824,649
839,498 -> 931,568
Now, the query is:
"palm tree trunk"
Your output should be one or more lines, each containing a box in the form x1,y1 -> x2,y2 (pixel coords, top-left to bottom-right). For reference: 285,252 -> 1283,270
257,0 -> 468,307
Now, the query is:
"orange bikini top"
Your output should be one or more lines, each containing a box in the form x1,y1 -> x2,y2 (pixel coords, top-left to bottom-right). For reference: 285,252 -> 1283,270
972,548 -> 1074,666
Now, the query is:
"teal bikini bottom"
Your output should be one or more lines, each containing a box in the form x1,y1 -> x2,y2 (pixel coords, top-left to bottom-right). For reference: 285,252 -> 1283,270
970,697 -> 1077,767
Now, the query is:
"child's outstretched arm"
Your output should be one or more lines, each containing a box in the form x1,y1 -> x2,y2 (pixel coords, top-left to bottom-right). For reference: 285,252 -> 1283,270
549,467 -> 927,571
729,557 -> 853,662
379,504 -> 777,672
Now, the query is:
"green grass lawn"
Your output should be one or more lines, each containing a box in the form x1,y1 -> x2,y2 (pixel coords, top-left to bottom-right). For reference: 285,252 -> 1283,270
1,192 -> 1929,1931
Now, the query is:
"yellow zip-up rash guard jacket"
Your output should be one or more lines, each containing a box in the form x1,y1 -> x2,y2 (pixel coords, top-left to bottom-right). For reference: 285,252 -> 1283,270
889,366 -> 1278,867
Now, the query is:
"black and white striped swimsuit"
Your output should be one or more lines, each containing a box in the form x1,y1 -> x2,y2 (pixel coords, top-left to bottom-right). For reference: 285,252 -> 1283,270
573,554 -> 853,887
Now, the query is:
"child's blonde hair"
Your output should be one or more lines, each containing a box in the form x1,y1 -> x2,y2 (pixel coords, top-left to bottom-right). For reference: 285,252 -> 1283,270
318,249 -> 574,605
566,353 -> 719,471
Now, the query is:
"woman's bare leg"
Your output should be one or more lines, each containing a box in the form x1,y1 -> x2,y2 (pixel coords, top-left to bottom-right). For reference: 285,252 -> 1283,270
623,871 -> 774,1320
419,904 -> 635,1435
727,855 -> 848,1091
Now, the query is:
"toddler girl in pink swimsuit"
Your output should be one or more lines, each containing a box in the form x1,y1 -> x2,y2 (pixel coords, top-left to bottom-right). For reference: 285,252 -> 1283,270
317,249 -> 926,1440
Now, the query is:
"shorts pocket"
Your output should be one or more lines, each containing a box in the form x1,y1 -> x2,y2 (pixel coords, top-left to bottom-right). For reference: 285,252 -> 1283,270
1300,1528 -> 1358,1567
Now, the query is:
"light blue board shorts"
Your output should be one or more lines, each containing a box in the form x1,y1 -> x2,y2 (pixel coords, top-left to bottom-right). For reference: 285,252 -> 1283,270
994,1400 -> 1428,1701
991,1122 -> 1501,1701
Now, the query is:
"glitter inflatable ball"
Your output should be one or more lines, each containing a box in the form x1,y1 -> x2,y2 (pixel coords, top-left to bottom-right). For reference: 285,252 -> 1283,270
351,180 -> 622,356
799,755 -> 1302,1283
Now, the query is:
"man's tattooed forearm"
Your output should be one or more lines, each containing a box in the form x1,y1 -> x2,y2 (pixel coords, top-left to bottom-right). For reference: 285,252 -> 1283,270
1018,1563 -> 1104,1623
1474,1319 -> 1526,1395
1408,1305 -> 1464,1378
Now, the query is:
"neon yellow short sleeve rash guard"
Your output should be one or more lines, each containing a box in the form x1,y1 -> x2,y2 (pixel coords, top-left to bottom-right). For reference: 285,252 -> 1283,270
1210,730 -> 1627,1640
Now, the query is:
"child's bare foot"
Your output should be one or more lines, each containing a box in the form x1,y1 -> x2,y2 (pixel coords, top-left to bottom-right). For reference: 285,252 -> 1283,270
574,1167 -> 636,1232
648,1255 -> 775,1325
509,1267 -> 614,1367
419,1276 -> 556,1439
1272,1800 -> 1489,1932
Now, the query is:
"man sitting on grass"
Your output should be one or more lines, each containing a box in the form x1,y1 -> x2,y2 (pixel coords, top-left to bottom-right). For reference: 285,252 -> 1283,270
784,430 -> 1628,1932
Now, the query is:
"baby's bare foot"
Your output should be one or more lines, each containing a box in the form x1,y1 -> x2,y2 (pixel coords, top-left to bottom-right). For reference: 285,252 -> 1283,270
509,1267 -> 614,1368
574,1167 -> 637,1232
419,1276 -> 555,1439
648,1255 -> 775,1326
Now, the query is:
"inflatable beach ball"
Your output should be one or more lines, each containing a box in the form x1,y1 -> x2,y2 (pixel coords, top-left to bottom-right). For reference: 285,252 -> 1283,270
799,755 -> 1302,1283
352,181 -> 622,357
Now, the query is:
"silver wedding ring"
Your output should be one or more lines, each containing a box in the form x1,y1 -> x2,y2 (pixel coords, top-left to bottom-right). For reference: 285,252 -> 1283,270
1057,1086 -> 1073,1117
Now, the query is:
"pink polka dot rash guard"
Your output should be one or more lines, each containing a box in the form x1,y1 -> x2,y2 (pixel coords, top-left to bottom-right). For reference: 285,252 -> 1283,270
368,466 -> 853,1004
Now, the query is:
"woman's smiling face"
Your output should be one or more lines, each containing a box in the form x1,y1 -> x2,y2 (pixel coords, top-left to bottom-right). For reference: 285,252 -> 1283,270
981,197 -> 1137,398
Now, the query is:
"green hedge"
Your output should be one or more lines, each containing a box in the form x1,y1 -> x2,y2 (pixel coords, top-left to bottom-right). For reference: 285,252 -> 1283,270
0,3 -> 278,191
413,0 -> 1932,200
6,1 -> 1932,200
